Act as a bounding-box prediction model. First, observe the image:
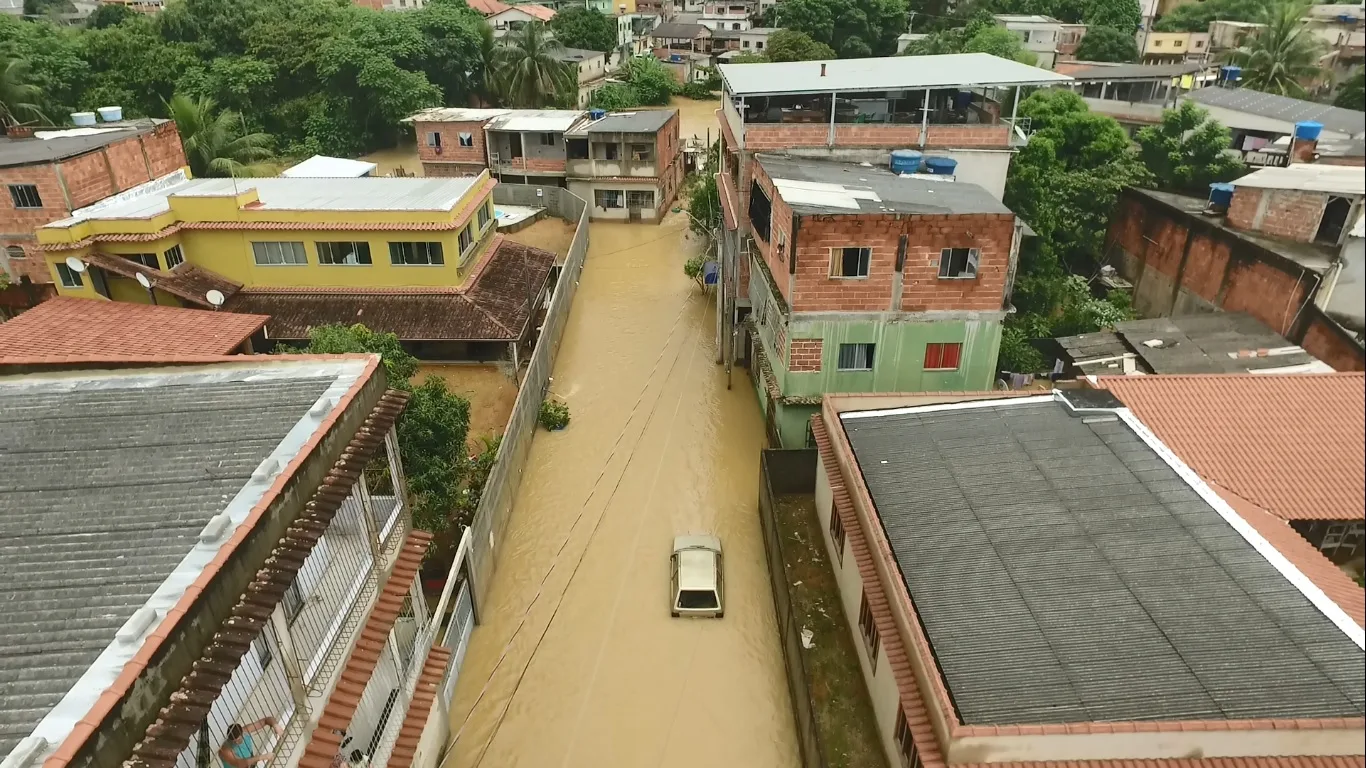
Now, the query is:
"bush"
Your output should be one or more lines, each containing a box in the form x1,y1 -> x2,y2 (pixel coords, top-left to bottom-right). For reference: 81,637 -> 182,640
679,80 -> 716,100
683,254 -> 706,289
539,399 -> 570,430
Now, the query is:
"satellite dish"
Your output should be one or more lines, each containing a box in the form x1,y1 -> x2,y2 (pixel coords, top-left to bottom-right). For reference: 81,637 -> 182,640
205,289 -> 225,308
64,256 -> 87,273
136,272 -> 152,289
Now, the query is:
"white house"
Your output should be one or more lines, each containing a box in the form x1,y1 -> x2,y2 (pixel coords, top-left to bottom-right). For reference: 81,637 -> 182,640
994,14 -> 1063,69
487,3 -> 556,37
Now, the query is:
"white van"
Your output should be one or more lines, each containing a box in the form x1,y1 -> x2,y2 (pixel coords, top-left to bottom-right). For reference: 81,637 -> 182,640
670,534 -> 724,618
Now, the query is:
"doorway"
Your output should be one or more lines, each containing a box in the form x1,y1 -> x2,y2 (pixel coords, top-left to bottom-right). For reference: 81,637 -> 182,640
1316,196 -> 1353,244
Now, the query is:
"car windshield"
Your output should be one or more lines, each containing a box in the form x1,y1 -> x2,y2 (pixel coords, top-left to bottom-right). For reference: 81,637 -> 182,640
678,589 -> 719,610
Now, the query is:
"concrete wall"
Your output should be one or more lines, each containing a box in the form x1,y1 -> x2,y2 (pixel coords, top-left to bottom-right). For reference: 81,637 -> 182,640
466,184 -> 589,611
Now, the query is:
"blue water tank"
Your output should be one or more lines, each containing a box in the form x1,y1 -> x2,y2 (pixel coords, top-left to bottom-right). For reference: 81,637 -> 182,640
1208,182 -> 1235,208
952,90 -> 974,109
589,108 -> 607,120
1295,121 -> 1324,141
670,54 -> 683,63
923,156 -> 958,176
889,149 -> 923,174
1220,65 -> 1242,83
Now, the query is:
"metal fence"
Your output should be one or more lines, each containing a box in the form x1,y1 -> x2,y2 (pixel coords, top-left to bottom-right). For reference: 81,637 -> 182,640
757,449 -> 825,768
465,184 -> 590,611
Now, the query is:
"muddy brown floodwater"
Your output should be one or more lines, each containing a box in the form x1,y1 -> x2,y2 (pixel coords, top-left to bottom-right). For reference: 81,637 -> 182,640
445,214 -> 799,768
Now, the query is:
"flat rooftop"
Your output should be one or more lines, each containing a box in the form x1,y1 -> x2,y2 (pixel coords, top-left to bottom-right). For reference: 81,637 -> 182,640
1232,163 -> 1365,196
46,176 -> 485,227
1054,313 -> 1331,375
993,13 -> 1061,23
280,155 -> 377,178
1186,87 -> 1366,138
486,109 -> 587,133
756,154 -> 1012,216
0,357 -> 372,756
0,120 -> 168,168
1068,62 -> 1206,81
841,395 -> 1364,725
568,109 -> 675,135
720,52 -> 1071,97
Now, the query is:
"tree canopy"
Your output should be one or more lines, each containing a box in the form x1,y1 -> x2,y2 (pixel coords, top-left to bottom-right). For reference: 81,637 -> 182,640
493,21 -> 573,108
764,29 -> 837,61
0,54 -> 48,129
550,5 -> 617,56
1074,26 -> 1139,63
1334,70 -> 1365,110
906,13 -> 1036,64
915,0 -> 1139,34
1135,100 -> 1244,193
1153,0 -> 1269,31
588,55 -> 676,109
165,92 -> 274,177
1222,0 -> 1326,97
772,0 -> 908,58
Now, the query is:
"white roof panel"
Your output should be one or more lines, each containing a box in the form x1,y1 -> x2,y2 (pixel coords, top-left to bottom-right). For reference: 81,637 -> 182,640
281,155 -> 377,178
404,107 -> 512,123
1230,164 -> 1366,196
486,109 -> 588,132
720,53 -> 1071,97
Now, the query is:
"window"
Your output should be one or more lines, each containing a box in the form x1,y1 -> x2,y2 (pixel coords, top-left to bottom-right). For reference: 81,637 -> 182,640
539,132 -> 556,146
828,506 -> 846,564
601,142 -> 620,160
5,245 -> 25,261
122,253 -> 159,269
831,247 -> 871,278
317,241 -> 373,265
55,263 -> 83,288
8,184 -> 42,209
1153,39 -> 1163,47
895,709 -> 922,768
389,241 -> 445,265
568,138 -> 590,159
630,143 -> 652,161
1194,39 -> 1205,48
458,225 -> 474,253
837,343 -> 875,372
458,132 -> 474,147
594,189 -> 624,208
748,180 -> 771,241
756,40 -> 764,49
477,201 -> 492,230
1173,39 -> 1183,48
857,591 -> 880,665
626,190 -> 655,209
938,248 -> 979,279
742,39 -> 750,48
252,241 -> 307,265
427,131 -> 442,148
162,244 -> 184,269
924,342 -> 962,371
252,632 -> 275,672
732,22 -> 740,29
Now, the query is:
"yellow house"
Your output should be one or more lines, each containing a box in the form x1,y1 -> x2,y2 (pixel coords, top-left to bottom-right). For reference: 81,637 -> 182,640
1142,31 -> 1210,63
38,171 -> 558,360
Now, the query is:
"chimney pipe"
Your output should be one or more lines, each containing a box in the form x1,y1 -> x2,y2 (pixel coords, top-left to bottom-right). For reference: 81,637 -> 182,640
820,62 -> 826,76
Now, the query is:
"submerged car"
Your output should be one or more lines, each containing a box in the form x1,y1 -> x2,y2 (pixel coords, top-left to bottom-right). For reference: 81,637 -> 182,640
670,534 -> 724,618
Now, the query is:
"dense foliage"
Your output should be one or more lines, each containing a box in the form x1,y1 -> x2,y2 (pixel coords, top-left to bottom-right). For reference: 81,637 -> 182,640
914,0 -> 1140,35
768,0 -> 908,58
1074,26 -> 1139,63
0,0 -> 487,154
549,5 -> 617,56
1135,101 -> 1244,193
1153,0 -> 1269,31
906,13 -> 1036,64
589,55 -> 676,109
765,29 -> 838,61
284,325 -> 472,539
1222,0 -> 1326,97
494,22 -> 573,108
0,54 -> 46,128
165,92 -> 274,177
1335,70 -> 1365,110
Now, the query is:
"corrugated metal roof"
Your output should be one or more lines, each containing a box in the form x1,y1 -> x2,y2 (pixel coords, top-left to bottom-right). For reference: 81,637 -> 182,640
840,398 -> 1364,725
404,107 -> 512,123
281,155 -> 377,178
720,53 -> 1071,97
1231,164 -> 1366,195
569,110 -> 675,135
486,109 -> 588,132
1068,62 -> 1206,81
1186,87 -> 1366,138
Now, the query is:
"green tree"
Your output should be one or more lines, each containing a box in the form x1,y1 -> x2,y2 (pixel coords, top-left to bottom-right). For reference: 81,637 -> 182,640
1136,101 -> 1246,192
0,55 -> 49,130
619,55 -> 675,105
907,13 -> 1035,63
1154,0 -> 1269,32
86,3 -> 137,29
1080,0 -> 1141,34
550,5 -> 617,55
494,22 -> 573,108
165,93 -> 274,177
588,82 -> 642,109
771,0 -> 909,58
1334,70 -> 1365,110
1074,26 -> 1139,62
764,29 -> 837,61
1223,0 -> 1326,97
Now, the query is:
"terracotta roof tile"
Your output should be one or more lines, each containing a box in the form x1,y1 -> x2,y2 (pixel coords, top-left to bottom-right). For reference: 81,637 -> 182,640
466,0 -> 511,15
1101,374 -> 1365,520
224,238 -> 556,342
0,297 -> 266,360
82,252 -> 243,308
385,645 -> 452,768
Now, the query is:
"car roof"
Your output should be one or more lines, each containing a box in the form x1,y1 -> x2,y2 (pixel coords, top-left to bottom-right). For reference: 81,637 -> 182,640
673,533 -> 721,552
677,549 -> 718,591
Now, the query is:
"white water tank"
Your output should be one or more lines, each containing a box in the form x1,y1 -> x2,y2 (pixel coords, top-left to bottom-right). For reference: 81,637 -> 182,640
97,106 -> 124,122
71,112 -> 96,127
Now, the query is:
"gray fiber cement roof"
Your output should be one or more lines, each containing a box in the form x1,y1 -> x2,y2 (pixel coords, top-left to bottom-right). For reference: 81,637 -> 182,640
0,372 -> 336,755
842,398 -> 1365,725
1186,86 -> 1366,138
757,154 -> 1012,217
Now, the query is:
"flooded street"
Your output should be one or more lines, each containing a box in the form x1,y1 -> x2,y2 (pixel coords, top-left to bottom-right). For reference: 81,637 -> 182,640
446,215 -> 799,768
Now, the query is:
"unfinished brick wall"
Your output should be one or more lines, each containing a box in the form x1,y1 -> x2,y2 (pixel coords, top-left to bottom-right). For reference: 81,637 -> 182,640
59,151 -> 118,210
502,156 -> 567,173
744,122 -> 1012,152
1227,186 -> 1328,243
143,122 -> 187,178
901,214 -> 1014,312
414,120 -> 491,168
790,338 -> 823,371
750,161 -> 793,305
1301,309 -> 1366,371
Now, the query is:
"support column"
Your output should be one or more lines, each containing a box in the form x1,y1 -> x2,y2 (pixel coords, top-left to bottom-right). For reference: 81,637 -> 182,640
828,91 -> 837,146
1008,87 -> 1021,134
920,88 -> 931,148
270,606 -> 311,707
356,474 -> 385,577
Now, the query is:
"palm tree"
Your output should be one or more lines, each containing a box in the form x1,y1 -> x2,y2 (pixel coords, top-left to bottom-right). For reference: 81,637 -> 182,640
0,56 -> 49,131
476,23 -> 503,106
164,94 -> 274,178
1223,0 -> 1326,97
493,23 -> 573,109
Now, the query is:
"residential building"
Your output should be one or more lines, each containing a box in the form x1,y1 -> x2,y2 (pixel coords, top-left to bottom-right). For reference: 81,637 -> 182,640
464,0 -> 512,15
1102,372 -> 1365,571
487,2 -> 555,35
553,47 -> 610,107
1135,0 -> 1159,53
0,354 -> 476,768
1056,22 -> 1086,62
802,388 -> 1364,768
93,0 -> 165,13
618,13 -> 661,57
714,54 -> 1069,397
1207,19 -> 1266,60
1061,62 -> 1211,135
1104,171 -> 1365,371
739,26 -> 778,53
739,154 -> 1025,446
1141,30 -> 1210,63
710,28 -> 742,52
649,21 -> 712,57
405,107 -> 683,222
631,0 -> 671,18
0,296 -> 267,361
895,32 -> 928,53
566,110 -> 683,221
35,174 -> 559,362
700,0 -> 750,32
1,118 -> 186,285
993,14 -> 1063,70
1303,3 -> 1365,82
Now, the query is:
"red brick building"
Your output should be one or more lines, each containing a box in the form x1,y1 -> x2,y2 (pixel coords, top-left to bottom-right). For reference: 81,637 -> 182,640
0,119 -> 186,285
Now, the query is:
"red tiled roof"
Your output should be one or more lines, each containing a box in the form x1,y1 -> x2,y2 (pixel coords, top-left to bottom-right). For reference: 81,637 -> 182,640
1101,374 -> 1366,521
0,296 -> 266,360
386,645 -> 452,767
81,252 -> 243,308
298,530 -> 433,768
466,0 -> 511,14
516,3 -> 555,20
224,238 -> 556,342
